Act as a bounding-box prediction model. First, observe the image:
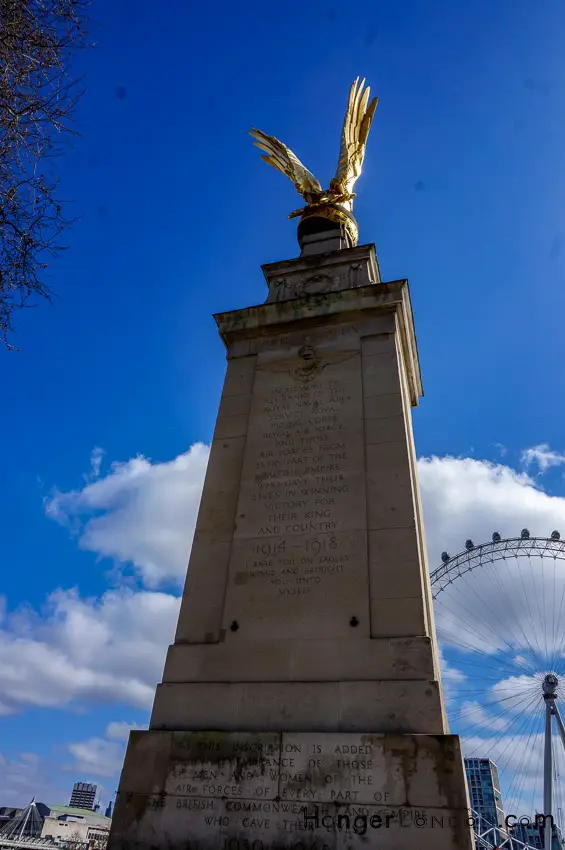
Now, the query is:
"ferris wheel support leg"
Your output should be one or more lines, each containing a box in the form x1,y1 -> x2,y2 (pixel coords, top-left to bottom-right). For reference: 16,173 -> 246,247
544,699 -> 554,850
553,701 -> 565,752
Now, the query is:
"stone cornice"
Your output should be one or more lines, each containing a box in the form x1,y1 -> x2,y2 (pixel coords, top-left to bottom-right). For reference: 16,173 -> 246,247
214,278 -> 423,405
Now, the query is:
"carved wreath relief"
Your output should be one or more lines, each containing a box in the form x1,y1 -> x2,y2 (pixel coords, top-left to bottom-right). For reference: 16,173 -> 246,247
270,262 -> 369,302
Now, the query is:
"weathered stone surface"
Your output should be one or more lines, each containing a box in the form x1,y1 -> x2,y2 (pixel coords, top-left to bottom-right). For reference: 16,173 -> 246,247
111,248 -> 473,849
150,681 -> 445,734
262,243 -> 380,303
161,636 -> 438,683
151,272 -> 449,735
109,731 -> 474,850
214,281 -> 421,406
224,334 -> 369,635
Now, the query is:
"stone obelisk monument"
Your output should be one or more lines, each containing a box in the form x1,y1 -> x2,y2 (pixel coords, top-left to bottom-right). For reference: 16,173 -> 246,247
109,80 -> 474,850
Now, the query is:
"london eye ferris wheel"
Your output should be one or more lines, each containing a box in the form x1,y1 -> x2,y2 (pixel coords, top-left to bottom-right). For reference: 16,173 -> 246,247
431,531 -> 565,850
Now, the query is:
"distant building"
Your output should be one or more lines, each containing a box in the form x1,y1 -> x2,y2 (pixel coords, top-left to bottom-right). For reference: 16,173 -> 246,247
69,782 -> 97,810
42,806 -> 111,846
105,801 -> 113,819
512,820 -> 565,850
552,824 -> 565,849
464,757 -> 506,830
0,807 -> 21,830
512,823 -> 542,849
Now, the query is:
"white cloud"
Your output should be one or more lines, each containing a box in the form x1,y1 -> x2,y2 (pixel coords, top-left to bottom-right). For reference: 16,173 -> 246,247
1,444 -> 212,717
68,737 -> 125,778
19,752 -> 40,764
105,721 -> 146,742
45,444 -> 210,588
419,454 -> 565,658
86,447 -> 106,482
0,750 -> 68,808
0,588 -> 179,714
458,700 -> 508,732
437,647 -> 466,701
68,720 -> 149,783
418,455 -> 565,567
440,654 -> 466,683
521,444 -> 565,474
491,675 -> 545,714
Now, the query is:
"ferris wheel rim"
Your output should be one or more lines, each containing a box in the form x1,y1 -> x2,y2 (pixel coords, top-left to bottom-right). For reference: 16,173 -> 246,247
430,536 -> 565,599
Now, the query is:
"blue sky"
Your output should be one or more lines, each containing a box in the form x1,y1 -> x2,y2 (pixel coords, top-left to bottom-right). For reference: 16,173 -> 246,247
2,0 -> 565,815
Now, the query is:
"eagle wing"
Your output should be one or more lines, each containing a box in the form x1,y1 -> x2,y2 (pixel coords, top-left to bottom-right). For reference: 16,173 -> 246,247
250,128 -> 322,198
332,78 -> 378,196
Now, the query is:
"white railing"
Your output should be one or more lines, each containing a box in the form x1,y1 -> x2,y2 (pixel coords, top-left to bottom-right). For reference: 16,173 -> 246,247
472,810 -> 541,850
0,839 -> 105,850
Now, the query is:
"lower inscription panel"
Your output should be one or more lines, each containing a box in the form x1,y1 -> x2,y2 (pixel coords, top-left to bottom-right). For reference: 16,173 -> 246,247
109,731 -> 474,850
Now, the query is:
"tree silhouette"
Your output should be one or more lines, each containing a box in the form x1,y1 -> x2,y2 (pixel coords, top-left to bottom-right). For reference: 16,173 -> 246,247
0,0 -> 90,348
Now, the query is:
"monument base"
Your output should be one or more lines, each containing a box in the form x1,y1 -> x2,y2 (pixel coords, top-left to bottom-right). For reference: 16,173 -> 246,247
108,730 -> 474,850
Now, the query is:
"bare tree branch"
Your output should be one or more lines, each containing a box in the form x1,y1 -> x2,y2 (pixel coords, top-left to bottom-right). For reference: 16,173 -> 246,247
0,0 -> 90,348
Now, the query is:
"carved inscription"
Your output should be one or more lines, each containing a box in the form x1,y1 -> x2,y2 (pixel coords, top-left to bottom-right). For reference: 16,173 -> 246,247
252,325 -> 359,356
278,734 -> 403,805
166,733 -> 280,799
224,341 -> 368,638
129,733 -> 471,850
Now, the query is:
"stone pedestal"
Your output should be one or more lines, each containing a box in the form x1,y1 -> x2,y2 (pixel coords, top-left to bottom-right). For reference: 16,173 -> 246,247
108,244 -> 474,850
111,731 -> 473,850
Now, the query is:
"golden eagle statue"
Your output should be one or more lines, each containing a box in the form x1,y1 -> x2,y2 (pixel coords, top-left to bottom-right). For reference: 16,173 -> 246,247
250,77 -> 378,247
